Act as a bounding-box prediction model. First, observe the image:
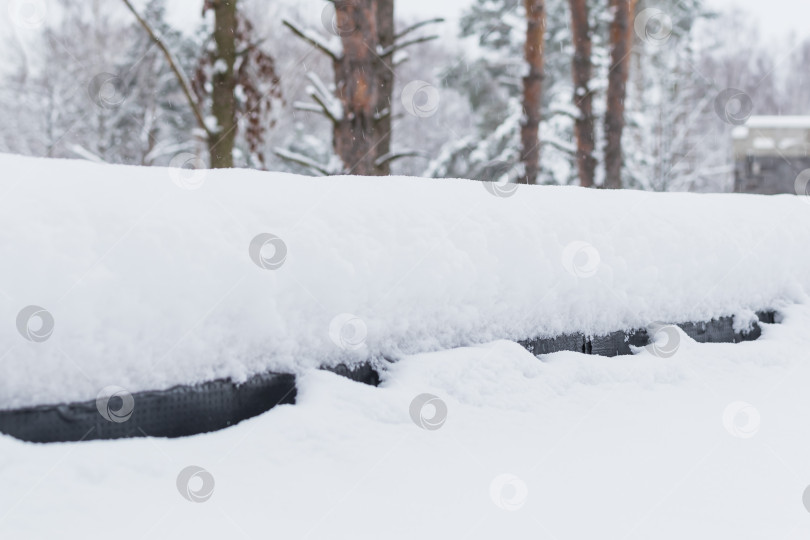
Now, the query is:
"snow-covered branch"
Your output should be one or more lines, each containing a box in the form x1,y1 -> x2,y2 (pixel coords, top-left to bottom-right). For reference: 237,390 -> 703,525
305,72 -> 342,123
67,144 -> 106,163
273,148 -> 331,176
292,73 -> 343,124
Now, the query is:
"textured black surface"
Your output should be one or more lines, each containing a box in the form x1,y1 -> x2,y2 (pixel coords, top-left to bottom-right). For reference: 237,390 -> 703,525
0,372 -> 296,443
321,362 -> 381,386
676,310 -> 772,344
589,330 -> 649,357
519,333 -> 587,355
522,311 -> 776,358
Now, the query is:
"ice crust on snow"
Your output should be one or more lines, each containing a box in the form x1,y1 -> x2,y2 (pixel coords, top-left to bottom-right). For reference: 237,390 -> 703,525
0,154 -> 808,407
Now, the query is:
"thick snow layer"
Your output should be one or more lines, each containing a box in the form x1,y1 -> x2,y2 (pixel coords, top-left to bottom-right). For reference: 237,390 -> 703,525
1,154 -> 810,407
2,305 -> 810,538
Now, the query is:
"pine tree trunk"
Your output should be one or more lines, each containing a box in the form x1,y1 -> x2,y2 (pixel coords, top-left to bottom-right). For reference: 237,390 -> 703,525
374,0 -> 395,176
521,0 -> 546,185
208,0 -> 237,169
334,0 -> 380,176
569,0 -> 596,188
603,0 -> 636,188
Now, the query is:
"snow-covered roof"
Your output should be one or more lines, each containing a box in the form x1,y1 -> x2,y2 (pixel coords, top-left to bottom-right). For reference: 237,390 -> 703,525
732,117 -> 810,157
3,154 -> 810,408
743,115 -> 810,129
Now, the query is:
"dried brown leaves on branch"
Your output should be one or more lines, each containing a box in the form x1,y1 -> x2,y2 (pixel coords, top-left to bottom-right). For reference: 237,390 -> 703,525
193,2 -> 282,168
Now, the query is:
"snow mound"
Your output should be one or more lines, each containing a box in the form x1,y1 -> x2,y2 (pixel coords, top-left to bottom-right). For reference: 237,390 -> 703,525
1,154 -> 809,407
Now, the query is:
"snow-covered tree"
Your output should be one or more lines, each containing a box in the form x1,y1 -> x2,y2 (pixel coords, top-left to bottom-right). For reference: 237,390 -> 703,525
623,0 -> 713,191
428,0 -> 579,185
0,0 -> 199,165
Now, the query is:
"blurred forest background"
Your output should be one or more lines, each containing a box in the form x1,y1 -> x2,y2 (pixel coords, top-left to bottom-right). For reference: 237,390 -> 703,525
1,0 -> 809,191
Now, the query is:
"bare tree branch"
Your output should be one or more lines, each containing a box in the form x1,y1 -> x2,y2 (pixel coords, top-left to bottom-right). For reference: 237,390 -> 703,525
394,18 -> 444,41
282,19 -> 340,61
120,0 -> 212,138
375,150 -> 422,167
381,35 -> 440,57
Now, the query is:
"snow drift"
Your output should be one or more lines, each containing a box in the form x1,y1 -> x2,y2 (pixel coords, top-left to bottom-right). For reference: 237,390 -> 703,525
1,154 -> 808,408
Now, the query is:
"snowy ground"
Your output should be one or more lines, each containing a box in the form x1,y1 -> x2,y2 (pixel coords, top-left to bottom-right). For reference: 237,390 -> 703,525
3,303 -> 810,538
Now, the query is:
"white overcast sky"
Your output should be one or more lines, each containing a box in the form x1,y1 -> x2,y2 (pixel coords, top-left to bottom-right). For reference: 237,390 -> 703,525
390,0 -> 810,53
2,0 -> 799,47
394,0 -> 809,40
153,0 -> 810,41
708,0 -> 810,39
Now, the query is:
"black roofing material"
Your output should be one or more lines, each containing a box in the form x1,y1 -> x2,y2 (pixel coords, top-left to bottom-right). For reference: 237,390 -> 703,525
321,362 -> 381,386
0,312 -> 776,444
520,332 -> 587,356
521,311 -> 776,358
0,371 -> 295,444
